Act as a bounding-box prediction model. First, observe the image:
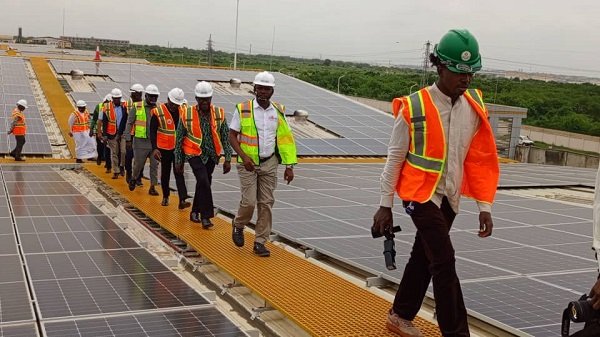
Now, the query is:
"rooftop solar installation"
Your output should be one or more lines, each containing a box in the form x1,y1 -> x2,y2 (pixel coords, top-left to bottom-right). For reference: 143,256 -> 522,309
204,162 -> 596,336
50,59 -> 392,155
0,164 -> 248,336
0,57 -> 53,155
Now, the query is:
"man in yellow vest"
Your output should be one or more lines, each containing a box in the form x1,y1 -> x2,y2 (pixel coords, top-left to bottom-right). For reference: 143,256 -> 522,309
150,87 -> 190,209
68,100 -> 97,163
8,99 -> 28,161
100,88 -> 128,179
90,94 -> 112,170
372,30 -> 499,337
174,82 -> 232,229
126,84 -> 160,195
229,72 -> 297,257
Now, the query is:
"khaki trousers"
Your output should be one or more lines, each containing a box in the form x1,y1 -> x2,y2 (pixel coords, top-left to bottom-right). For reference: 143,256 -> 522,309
233,155 -> 278,244
107,135 -> 126,173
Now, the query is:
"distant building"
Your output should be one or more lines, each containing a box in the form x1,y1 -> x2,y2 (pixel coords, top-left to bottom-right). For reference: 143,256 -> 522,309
0,34 -> 14,43
60,36 -> 129,48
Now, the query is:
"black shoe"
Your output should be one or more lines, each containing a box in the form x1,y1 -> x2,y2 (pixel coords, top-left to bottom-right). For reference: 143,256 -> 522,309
136,179 -> 143,186
161,197 -> 169,206
76,159 -> 83,163
119,167 -> 125,176
148,186 -> 159,196
14,157 -> 25,162
111,173 -> 119,179
190,212 -> 201,223
253,242 -> 270,257
232,225 -> 245,247
128,179 -> 136,191
178,200 -> 191,210
105,168 -> 111,173
8,151 -> 15,158
201,218 -> 214,229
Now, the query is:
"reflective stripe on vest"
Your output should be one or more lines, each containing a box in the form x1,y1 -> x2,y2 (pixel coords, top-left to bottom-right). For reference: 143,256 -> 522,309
133,103 -> 147,138
152,103 -> 176,150
71,110 -> 90,133
181,105 -> 223,156
392,87 -> 498,204
236,100 -> 297,165
104,102 -> 118,135
11,108 -> 26,136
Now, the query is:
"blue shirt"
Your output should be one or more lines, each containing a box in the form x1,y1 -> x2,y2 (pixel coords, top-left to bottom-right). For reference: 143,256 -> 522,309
115,105 -> 123,127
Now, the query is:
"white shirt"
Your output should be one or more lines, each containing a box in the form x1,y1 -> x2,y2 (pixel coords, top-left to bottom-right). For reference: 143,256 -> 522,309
379,83 -> 492,214
593,163 -> 600,270
229,99 -> 279,158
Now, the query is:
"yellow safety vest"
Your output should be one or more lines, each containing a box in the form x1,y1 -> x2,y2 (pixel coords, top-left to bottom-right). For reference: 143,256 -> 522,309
236,99 -> 297,165
133,103 -> 147,138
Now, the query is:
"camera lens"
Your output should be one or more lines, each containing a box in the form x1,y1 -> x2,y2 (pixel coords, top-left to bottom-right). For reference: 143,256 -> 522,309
569,299 -> 594,323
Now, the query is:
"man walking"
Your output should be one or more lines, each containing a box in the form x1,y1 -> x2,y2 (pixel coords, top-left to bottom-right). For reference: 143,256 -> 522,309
229,72 -> 297,257
372,29 -> 499,337
174,81 -> 232,228
125,83 -> 144,185
126,84 -> 159,195
100,88 -> 128,179
150,87 -> 190,209
90,94 -> 111,171
8,99 -> 28,161
68,100 -> 97,163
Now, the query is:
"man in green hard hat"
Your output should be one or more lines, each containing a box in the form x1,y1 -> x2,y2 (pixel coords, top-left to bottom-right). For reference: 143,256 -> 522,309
373,29 -> 499,337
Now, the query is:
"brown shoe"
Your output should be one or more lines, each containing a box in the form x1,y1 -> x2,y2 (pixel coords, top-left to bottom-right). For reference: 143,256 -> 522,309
386,310 -> 423,337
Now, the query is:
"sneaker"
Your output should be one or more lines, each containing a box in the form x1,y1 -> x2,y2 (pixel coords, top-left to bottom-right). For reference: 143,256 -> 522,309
161,197 -> 169,206
386,310 -> 423,337
14,157 -> 25,161
76,159 -> 83,163
232,225 -> 244,247
148,186 -> 159,196
201,218 -> 214,229
253,242 -> 270,257
105,167 -> 111,173
189,212 -> 201,223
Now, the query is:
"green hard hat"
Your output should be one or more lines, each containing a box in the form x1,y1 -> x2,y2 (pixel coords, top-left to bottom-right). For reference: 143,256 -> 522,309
433,29 -> 482,74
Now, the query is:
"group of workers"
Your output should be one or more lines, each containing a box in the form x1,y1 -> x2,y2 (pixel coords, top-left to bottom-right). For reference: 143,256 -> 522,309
70,71 -> 298,258
10,29 -> 600,337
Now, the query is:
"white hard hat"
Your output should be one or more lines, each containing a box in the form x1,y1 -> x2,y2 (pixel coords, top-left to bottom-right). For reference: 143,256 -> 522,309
110,88 -> 122,98
253,71 -> 275,87
194,81 -> 213,97
103,94 -> 112,102
76,100 -> 87,107
167,88 -> 185,105
145,84 -> 160,96
129,83 -> 144,93
16,99 -> 28,109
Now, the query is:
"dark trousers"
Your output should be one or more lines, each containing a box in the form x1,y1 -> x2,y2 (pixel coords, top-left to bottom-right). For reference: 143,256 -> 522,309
96,138 -> 105,165
393,197 -> 469,337
188,156 -> 215,219
10,135 -> 26,159
160,149 -> 188,200
125,146 -> 134,179
104,144 -> 112,170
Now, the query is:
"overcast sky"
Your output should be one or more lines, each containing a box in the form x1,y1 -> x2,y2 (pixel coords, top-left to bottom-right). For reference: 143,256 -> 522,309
1,0 -> 598,77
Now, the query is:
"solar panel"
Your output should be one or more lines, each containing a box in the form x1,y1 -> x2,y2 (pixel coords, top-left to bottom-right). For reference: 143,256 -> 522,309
43,308 -> 248,337
0,323 -> 39,337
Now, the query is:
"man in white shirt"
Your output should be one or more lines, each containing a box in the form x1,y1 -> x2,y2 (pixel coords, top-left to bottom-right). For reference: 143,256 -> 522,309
229,71 -> 297,257
373,30 -> 499,337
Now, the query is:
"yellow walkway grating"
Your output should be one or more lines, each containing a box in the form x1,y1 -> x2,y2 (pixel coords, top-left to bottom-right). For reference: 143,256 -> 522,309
86,164 -> 441,337
29,57 -> 75,156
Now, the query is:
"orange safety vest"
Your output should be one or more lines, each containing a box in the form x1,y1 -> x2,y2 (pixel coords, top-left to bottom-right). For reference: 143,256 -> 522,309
11,108 -> 26,136
152,103 -> 177,150
391,88 -> 499,204
181,104 -> 223,156
71,110 -> 90,133
104,101 -> 125,136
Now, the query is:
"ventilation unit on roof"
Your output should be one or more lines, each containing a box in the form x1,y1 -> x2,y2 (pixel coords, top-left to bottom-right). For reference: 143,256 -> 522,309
70,69 -> 84,80
230,78 -> 241,89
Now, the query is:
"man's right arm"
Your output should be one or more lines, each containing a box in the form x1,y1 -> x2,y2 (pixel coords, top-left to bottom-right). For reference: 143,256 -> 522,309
379,108 -> 410,208
124,105 -> 136,141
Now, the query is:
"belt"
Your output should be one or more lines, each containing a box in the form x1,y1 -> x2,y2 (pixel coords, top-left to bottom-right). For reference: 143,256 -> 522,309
259,154 -> 275,163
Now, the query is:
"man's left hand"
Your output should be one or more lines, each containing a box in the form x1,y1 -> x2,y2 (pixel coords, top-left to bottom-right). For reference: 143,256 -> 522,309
478,211 -> 493,237
223,161 -> 231,174
284,167 -> 294,184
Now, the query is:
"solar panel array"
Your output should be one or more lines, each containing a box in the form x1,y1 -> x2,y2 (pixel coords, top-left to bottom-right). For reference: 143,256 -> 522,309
0,164 -> 248,337
0,57 -> 53,155
51,59 -> 391,155
202,163 -> 595,337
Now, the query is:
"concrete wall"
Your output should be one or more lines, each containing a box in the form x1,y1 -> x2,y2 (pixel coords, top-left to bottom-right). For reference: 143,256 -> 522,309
521,125 -> 600,153
516,146 -> 599,168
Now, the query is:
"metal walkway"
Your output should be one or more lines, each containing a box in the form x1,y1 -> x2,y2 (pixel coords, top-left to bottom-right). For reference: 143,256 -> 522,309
86,164 -> 442,337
